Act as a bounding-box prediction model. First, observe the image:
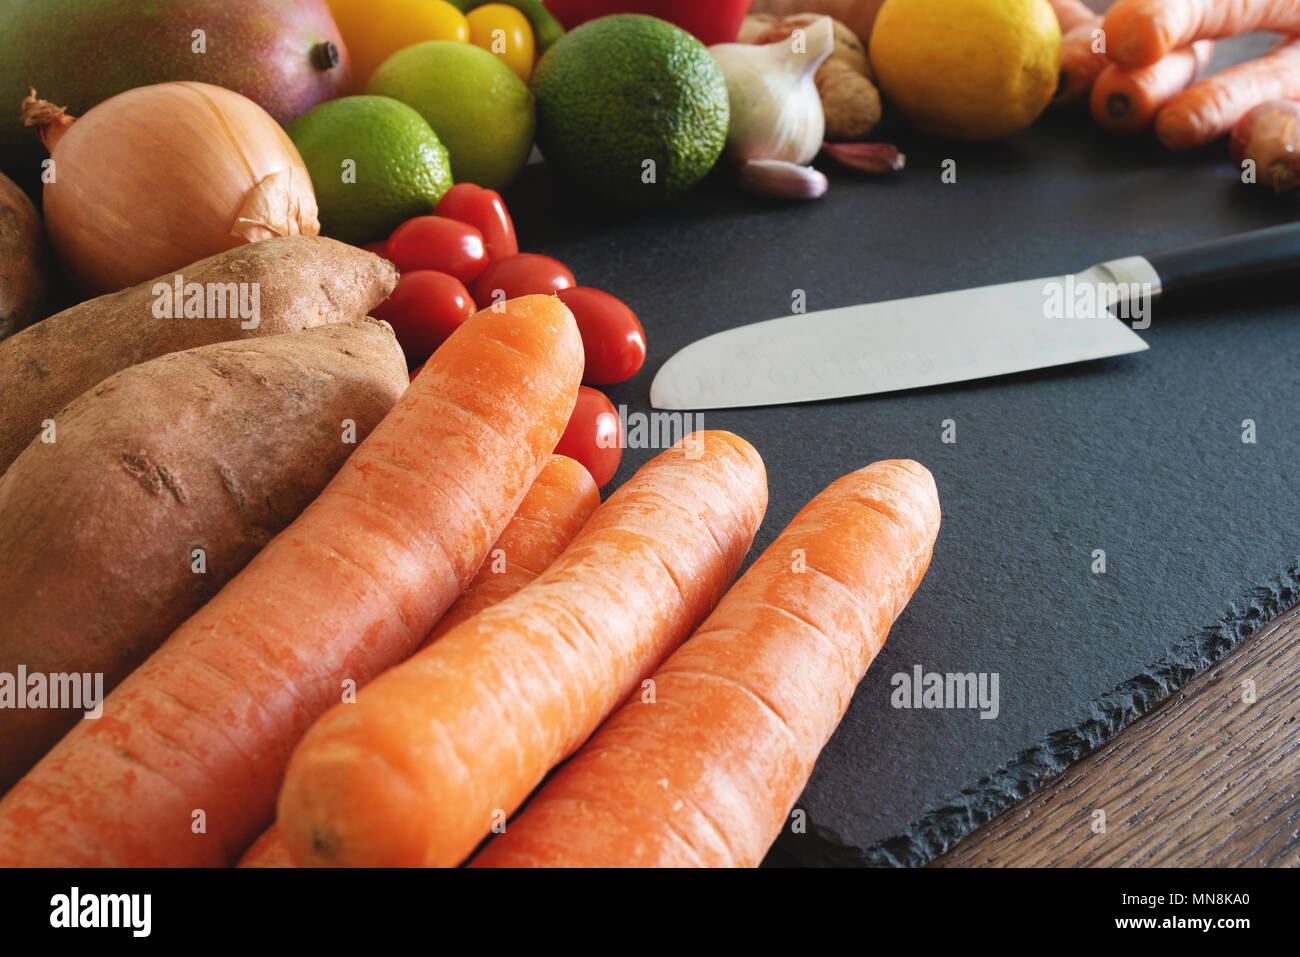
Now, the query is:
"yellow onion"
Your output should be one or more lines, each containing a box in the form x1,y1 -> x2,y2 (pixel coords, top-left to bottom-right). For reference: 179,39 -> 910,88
23,81 -> 320,294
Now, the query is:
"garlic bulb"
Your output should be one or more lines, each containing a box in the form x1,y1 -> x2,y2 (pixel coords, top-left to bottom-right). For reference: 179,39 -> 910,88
710,17 -> 834,167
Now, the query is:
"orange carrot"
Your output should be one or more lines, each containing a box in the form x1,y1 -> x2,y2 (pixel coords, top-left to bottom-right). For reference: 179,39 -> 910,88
276,431 -> 768,867
0,295 -> 582,867
1104,0 -> 1300,69
1230,99 -> 1300,193
1050,0 -> 1101,34
237,454 -> 598,869
1091,40 -> 1215,133
471,460 -> 941,868
238,827 -> 296,868
1053,18 -> 1109,108
1155,35 -> 1300,149
420,454 -> 599,647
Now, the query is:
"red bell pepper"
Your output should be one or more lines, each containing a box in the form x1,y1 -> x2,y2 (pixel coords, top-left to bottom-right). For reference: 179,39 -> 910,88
542,0 -> 749,46
433,183 -> 519,261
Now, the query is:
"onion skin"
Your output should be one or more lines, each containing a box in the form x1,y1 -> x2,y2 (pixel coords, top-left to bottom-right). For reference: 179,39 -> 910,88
32,82 -> 320,295
1230,100 -> 1300,195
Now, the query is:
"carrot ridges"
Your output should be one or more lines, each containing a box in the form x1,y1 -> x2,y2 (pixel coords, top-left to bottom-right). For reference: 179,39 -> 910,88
1105,0 -> 1300,69
276,431 -> 769,868
471,459 -> 940,868
1154,35 -> 1300,148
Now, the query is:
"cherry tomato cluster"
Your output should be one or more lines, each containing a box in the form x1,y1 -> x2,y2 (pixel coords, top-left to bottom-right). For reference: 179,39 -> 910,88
365,183 -> 647,489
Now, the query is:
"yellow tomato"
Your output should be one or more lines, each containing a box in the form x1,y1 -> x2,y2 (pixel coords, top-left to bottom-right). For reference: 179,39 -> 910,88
329,0 -> 470,88
466,4 -> 535,83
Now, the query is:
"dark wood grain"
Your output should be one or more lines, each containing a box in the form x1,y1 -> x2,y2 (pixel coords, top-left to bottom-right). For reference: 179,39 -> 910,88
932,604 -> 1300,867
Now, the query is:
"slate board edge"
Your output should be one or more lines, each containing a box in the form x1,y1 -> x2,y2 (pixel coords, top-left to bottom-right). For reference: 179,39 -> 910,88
795,559 -> 1300,868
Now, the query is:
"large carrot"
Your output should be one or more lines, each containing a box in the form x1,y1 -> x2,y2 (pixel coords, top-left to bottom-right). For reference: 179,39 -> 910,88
1050,0 -> 1101,34
1155,35 -> 1300,149
1091,40 -> 1214,133
0,295 -> 582,867
1104,0 -> 1300,69
1053,18 -> 1109,108
237,454 -> 598,868
419,454 -> 599,647
276,431 -> 768,867
471,460 -> 941,868
237,827 -> 296,868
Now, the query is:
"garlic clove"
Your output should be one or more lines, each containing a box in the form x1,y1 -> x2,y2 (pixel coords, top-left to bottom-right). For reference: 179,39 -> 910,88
737,159 -> 829,200
822,141 -> 905,174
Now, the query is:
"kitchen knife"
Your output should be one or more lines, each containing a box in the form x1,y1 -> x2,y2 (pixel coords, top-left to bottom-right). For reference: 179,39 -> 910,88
650,222 -> 1300,410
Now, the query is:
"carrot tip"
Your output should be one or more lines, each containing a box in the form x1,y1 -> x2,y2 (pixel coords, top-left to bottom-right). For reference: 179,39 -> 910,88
1105,93 -> 1134,121
310,828 -> 339,859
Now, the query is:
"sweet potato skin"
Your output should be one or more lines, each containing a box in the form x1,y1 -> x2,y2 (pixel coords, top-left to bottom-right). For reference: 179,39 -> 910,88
0,319 -> 408,790
0,170 -> 47,341
0,235 -> 398,472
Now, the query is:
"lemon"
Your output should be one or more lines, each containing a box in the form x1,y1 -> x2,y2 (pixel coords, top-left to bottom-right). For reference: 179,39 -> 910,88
288,95 -> 453,246
869,0 -> 1061,141
367,41 -> 535,191
327,0 -> 469,88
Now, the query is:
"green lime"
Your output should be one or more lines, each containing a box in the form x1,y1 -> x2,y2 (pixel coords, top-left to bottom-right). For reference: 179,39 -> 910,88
530,14 -> 729,207
287,95 -> 453,246
366,41 -> 535,191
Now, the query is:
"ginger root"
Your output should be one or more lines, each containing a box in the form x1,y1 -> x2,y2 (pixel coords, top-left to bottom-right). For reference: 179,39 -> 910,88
816,60 -> 881,140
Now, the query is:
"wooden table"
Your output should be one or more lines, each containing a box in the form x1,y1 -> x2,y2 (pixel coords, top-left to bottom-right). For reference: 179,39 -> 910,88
933,604 -> 1300,866
920,5 -> 1299,871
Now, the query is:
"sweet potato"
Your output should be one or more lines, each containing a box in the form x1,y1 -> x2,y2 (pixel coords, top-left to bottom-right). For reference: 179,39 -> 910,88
0,169 -> 47,340
0,318 -> 408,790
0,235 -> 397,473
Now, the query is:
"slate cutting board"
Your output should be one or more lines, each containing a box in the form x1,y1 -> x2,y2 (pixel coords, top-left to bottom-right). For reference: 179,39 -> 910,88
501,31 -> 1298,866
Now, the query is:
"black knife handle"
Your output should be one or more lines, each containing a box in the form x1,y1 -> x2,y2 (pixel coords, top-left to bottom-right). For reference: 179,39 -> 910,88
1144,221 -> 1300,299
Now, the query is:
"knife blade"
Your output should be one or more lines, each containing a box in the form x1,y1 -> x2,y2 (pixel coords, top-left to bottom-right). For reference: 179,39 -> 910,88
650,223 -> 1300,411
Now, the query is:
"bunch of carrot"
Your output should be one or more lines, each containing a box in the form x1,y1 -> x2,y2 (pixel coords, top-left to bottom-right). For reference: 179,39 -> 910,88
0,284 -> 943,868
472,460 -> 941,868
1052,0 -> 1300,150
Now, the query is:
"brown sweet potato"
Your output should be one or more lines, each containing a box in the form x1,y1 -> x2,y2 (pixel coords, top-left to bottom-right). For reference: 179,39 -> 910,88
0,235 -> 397,473
0,169 -> 47,340
0,318 -> 408,789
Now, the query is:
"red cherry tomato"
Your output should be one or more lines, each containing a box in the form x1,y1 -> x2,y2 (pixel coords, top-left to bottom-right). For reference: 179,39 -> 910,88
371,270 -> 476,368
556,286 -> 647,385
434,183 -> 518,261
470,253 -> 575,309
387,216 -> 489,284
554,386 -> 622,487
362,239 -> 389,259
